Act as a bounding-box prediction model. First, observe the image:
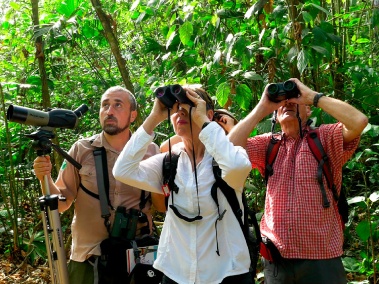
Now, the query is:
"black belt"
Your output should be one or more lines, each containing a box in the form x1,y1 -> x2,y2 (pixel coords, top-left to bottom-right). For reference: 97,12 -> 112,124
87,255 -> 98,263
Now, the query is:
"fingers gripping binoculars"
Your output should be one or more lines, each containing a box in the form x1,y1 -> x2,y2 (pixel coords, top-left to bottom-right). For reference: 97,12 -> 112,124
267,81 -> 299,103
155,84 -> 194,108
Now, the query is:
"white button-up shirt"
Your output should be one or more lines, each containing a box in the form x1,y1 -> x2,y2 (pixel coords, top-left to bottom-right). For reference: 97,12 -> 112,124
113,122 -> 251,284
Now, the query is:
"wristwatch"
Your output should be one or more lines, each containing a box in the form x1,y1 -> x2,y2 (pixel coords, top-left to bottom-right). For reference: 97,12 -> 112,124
313,93 -> 324,107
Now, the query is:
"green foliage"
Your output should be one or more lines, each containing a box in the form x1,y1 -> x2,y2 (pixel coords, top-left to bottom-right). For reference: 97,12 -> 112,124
0,0 -> 378,282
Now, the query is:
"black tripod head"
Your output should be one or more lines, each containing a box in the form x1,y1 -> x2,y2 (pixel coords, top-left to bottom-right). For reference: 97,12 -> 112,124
26,127 -> 55,156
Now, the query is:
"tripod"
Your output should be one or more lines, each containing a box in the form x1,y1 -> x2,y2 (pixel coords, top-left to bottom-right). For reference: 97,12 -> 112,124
28,128 -> 82,284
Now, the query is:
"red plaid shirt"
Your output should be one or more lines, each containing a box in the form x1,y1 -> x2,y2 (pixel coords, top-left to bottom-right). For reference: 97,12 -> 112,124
246,123 -> 359,259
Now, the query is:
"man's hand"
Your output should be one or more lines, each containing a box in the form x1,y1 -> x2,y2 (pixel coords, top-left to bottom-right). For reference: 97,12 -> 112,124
33,156 -> 52,181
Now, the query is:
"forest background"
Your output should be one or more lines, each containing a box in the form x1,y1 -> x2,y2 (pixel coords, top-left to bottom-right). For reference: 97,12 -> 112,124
0,0 -> 378,283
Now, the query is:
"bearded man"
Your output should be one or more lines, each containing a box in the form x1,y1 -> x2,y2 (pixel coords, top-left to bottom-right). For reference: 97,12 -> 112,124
33,86 -> 159,283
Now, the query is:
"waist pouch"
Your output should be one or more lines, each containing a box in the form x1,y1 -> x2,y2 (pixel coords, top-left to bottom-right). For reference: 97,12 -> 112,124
127,263 -> 163,284
97,237 -> 132,284
260,237 -> 282,263
97,235 -> 160,284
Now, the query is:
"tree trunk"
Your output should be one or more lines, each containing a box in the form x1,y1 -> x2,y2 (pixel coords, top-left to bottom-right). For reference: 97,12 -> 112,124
31,0 -> 50,109
90,0 -> 134,93
30,0 -> 62,173
288,0 -> 301,79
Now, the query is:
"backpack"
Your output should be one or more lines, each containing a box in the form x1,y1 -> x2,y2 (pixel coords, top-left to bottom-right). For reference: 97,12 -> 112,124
162,153 -> 262,278
265,128 -> 349,224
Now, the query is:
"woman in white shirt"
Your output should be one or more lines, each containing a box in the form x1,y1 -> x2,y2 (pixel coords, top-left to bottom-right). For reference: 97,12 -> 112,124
113,86 -> 252,284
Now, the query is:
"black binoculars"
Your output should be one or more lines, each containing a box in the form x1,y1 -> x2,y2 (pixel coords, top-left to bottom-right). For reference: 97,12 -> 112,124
267,81 -> 299,103
155,84 -> 194,108
111,207 -> 139,240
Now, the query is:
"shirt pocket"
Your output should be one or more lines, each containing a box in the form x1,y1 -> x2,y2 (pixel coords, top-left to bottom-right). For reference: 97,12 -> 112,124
79,164 -> 99,195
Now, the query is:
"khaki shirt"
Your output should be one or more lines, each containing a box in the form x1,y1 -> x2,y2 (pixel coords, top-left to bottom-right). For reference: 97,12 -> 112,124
55,131 -> 160,261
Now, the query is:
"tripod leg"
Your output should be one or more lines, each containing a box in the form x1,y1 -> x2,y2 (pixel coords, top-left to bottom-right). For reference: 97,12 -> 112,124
40,175 -> 69,284
41,207 -> 57,284
48,203 -> 69,284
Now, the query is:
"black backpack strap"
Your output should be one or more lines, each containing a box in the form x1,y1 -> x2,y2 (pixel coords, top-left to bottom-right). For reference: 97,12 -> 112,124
265,136 -> 281,185
211,159 -> 261,276
139,190 -> 150,211
306,129 -> 339,208
162,152 -> 180,209
242,193 -> 261,243
211,159 -> 244,230
80,183 -> 100,199
93,147 -> 112,233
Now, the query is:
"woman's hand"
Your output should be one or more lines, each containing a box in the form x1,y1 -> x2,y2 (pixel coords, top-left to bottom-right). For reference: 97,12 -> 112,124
181,88 -> 211,128
143,98 -> 179,135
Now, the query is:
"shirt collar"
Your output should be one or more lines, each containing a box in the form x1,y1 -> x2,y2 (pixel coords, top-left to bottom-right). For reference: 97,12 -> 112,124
91,130 -> 133,154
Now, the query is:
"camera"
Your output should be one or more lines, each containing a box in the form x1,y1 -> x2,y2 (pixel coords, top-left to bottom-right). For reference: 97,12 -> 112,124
267,80 -> 299,103
7,104 -> 89,129
155,84 -> 194,108
111,206 -> 139,240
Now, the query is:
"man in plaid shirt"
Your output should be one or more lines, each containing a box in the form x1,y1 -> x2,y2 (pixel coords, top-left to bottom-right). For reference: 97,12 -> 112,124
229,78 -> 368,283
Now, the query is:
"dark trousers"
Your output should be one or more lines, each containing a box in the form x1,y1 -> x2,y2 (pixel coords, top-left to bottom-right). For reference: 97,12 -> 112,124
263,257 -> 347,284
68,259 -> 95,284
162,272 -> 253,284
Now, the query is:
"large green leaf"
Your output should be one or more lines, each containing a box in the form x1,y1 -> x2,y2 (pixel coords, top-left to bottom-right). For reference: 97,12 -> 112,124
179,22 -> 193,46
57,0 -> 80,17
216,82 -> 231,107
356,220 -> 370,242
342,257 -> 361,273
297,49 -> 308,74
235,84 -> 252,110
369,191 -> 379,203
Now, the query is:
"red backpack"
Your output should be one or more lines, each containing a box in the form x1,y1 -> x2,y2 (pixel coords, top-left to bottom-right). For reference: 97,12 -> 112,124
265,128 -> 349,224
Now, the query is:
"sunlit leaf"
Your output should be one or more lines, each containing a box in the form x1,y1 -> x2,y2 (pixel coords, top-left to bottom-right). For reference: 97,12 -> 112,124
356,38 -> 371,44
235,84 -> 252,110
216,82 -> 230,107
179,22 -> 193,46
243,72 -> 263,81
131,0 -> 140,11
369,191 -> 379,203
348,196 -> 365,205
166,30 -> 177,50
342,257 -> 361,272
297,49 -> 308,74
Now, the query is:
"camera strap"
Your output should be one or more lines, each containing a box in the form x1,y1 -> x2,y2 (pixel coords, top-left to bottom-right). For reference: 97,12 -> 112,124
93,146 -> 112,233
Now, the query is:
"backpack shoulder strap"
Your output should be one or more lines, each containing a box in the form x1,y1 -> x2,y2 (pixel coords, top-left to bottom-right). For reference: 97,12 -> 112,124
93,146 -> 112,232
210,159 -> 261,276
162,152 -> 180,192
162,152 -> 181,209
210,159 -> 261,242
211,159 -> 244,230
306,128 -> 339,207
265,136 -> 281,184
